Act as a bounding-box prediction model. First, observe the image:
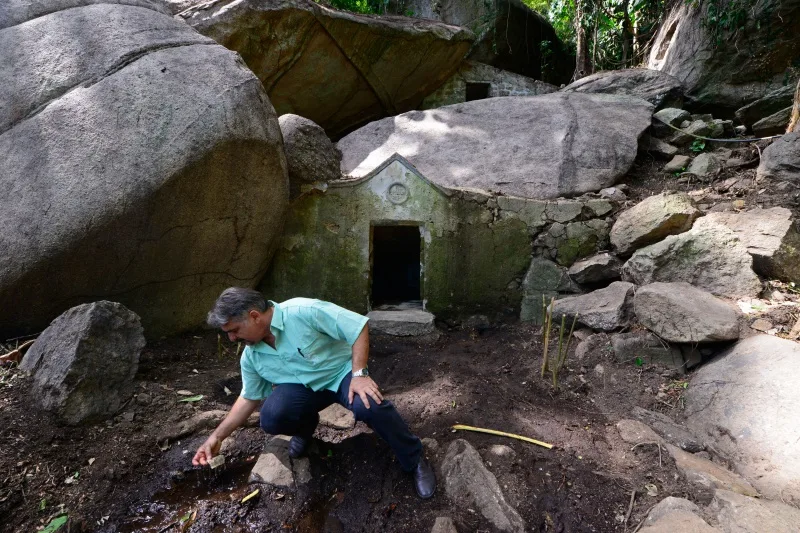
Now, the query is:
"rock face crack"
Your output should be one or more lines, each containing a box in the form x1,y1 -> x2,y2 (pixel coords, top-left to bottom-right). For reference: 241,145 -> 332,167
312,15 -> 388,113
558,94 -> 579,198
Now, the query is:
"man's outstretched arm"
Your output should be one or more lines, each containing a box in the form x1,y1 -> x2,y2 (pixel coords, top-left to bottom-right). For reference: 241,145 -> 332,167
192,395 -> 261,466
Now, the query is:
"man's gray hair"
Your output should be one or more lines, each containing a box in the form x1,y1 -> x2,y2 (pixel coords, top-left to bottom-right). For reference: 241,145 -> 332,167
207,287 -> 273,328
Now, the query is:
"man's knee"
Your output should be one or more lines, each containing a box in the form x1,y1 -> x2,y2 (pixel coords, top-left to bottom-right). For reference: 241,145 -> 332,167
349,396 -> 392,422
259,394 -> 303,434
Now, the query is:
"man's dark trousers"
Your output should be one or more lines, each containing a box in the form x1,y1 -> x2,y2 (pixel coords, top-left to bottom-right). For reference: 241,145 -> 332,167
259,371 -> 422,471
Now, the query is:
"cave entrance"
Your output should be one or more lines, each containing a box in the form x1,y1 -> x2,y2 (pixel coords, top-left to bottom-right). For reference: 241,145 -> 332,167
466,82 -> 491,101
370,225 -> 422,309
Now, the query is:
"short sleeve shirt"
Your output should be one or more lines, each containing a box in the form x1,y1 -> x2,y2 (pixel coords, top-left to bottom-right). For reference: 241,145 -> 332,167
239,298 -> 369,401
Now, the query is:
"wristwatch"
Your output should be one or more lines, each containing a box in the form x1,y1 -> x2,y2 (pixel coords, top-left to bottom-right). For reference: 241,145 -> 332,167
353,367 -> 369,378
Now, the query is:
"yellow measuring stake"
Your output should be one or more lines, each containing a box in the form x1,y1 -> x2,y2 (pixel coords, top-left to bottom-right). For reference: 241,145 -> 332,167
452,424 -> 554,450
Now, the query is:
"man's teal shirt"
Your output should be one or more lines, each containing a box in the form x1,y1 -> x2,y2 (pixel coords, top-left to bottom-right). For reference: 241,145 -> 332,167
239,298 -> 369,401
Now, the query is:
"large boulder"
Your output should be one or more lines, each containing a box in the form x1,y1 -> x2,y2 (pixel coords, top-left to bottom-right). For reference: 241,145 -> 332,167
703,208 -> 800,282
752,107 -> 792,137
622,218 -> 762,299
634,282 -> 740,343
338,93 -> 654,199
181,0 -> 474,137
279,114 -> 342,197
441,439 -> 525,532
648,0 -> 800,115
551,281 -> 634,332
610,193 -> 700,256
735,84 -> 796,128
19,301 -> 145,425
685,335 -> 800,501
562,68 -> 684,109
386,0 -> 573,84
757,132 -> 800,183
0,0 -> 288,339
711,490 -> 800,533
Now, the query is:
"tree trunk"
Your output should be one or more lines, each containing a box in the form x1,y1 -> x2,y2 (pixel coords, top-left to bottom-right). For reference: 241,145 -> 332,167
789,78 -> 800,133
573,0 -> 591,81
620,0 -> 634,67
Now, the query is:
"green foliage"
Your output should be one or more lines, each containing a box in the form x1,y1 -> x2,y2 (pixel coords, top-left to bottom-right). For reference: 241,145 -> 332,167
540,0 -> 667,73
321,0 -> 383,14
540,296 -> 578,391
521,0 -> 552,14
42,516 -> 68,533
694,0 -> 749,47
690,139 -> 706,152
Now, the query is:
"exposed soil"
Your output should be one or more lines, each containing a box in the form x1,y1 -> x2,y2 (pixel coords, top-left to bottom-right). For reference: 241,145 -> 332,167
2,322 -> 701,533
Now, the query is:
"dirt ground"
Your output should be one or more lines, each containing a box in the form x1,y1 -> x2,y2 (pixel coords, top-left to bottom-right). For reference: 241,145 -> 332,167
2,322 -> 701,533
2,138 -> 798,533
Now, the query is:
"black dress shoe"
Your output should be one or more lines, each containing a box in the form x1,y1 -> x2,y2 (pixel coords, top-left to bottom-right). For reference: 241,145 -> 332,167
288,435 -> 310,459
413,457 -> 436,499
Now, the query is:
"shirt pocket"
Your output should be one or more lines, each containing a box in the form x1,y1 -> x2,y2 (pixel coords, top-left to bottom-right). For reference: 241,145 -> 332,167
295,334 -> 321,365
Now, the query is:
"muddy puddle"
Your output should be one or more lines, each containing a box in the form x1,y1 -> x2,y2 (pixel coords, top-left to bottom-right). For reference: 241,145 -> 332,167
119,458 -> 256,532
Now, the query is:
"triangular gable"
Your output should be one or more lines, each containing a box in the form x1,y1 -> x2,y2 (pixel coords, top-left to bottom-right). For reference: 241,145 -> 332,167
328,153 -> 453,198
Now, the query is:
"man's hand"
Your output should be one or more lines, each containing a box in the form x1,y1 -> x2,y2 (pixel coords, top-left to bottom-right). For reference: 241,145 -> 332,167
348,376 -> 383,409
192,434 -> 222,466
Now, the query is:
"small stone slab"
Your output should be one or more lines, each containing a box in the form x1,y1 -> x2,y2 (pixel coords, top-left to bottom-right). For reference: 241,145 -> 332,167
634,282 -> 740,343
712,489 -> 800,533
616,419 -> 662,445
654,107 -> 691,127
665,444 -> 759,497
670,119 -> 711,146
632,407 -> 704,453
611,192 -> 700,256
640,497 -> 719,533
319,403 -> 355,430
574,332 -> 611,359
552,281 -> 634,332
442,439 -> 525,533
611,331 -> 684,369
367,310 -> 435,336
567,253 -> 622,285
663,155 -> 690,173
641,135 -> 678,159
249,435 -> 311,488
431,517 -> 458,533
686,153 -> 722,177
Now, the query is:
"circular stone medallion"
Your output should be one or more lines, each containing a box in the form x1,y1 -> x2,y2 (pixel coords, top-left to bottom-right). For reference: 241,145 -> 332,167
387,183 -> 409,204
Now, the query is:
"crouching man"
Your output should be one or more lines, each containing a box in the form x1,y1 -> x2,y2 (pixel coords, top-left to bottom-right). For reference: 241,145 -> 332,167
192,288 -> 436,499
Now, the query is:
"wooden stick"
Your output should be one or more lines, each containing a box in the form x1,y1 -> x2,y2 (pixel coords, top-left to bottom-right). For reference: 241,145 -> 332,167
452,424 -> 554,449
624,489 -> 636,528
0,339 -> 36,365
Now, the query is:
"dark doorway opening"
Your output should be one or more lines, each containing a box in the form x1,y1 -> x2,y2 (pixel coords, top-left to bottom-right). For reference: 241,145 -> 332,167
466,82 -> 491,101
371,225 -> 421,307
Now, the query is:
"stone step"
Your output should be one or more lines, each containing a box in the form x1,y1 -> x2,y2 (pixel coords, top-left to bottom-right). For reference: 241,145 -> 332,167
367,309 -> 435,336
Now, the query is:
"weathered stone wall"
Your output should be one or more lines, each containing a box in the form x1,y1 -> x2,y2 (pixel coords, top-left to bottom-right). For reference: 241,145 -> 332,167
421,61 -> 558,109
260,156 -> 616,319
